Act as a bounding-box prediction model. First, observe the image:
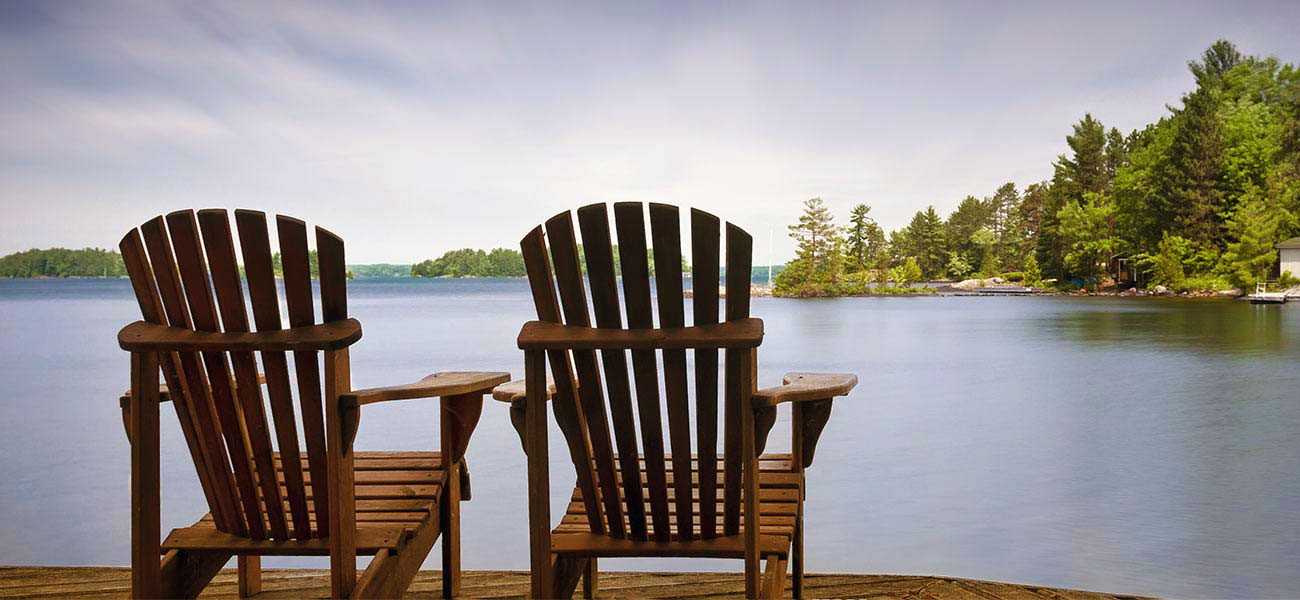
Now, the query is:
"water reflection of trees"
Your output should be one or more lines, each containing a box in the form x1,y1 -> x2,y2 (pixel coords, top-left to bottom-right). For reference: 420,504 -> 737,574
1038,300 -> 1297,356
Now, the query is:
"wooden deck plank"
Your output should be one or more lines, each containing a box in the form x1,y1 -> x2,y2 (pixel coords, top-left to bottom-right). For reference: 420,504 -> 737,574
0,567 -> 1151,599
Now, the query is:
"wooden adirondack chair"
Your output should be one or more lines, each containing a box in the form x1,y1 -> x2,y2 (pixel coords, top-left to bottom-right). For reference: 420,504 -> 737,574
116,209 -> 509,598
494,202 -> 858,598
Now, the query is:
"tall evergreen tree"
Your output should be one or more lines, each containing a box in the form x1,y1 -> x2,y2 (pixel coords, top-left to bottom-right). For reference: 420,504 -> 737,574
843,203 -> 876,273
989,182 -> 1020,265
1014,182 -> 1049,267
1167,85 -> 1225,247
908,206 -> 946,278
1189,39 -> 1244,88
1039,114 -> 1110,279
1058,114 -> 1110,199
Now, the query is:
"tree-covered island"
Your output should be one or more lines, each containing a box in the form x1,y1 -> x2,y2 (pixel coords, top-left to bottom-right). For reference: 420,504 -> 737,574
774,40 -> 1300,297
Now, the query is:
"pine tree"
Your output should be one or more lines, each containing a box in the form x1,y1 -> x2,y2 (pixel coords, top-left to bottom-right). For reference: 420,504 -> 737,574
908,206 -> 946,279
1168,86 -> 1225,247
788,197 -> 839,277
844,203 -> 874,273
774,197 -> 844,295
1189,40 -> 1243,88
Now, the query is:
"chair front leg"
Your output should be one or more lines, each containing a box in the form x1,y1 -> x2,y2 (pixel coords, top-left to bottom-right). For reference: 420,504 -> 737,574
524,349 -> 554,599
130,351 -> 162,598
237,555 -> 261,597
741,351 -> 761,599
325,349 -> 357,598
440,392 -> 482,600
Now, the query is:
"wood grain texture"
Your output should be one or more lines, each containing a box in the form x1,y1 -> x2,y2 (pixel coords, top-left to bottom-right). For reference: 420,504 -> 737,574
118,211 -> 481,598
612,202 -> 671,542
234,209 -> 312,540
517,318 -> 763,350
519,225 -> 605,536
165,209 -> 266,540
546,210 -> 625,538
648,203 -> 695,542
343,372 -> 510,406
118,319 -> 362,353
196,209 -> 289,541
576,203 -> 648,541
751,372 -> 858,406
276,215 -> 330,537
0,567 -> 1151,600
690,208 -> 721,540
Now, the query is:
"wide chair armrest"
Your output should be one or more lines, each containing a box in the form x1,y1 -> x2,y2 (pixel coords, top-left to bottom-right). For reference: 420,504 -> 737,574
517,318 -> 763,351
490,377 -> 558,403
118,319 -> 362,352
752,372 -> 858,407
341,371 -> 511,407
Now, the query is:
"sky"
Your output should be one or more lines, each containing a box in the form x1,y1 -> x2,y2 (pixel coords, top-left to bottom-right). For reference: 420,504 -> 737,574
2,1 -> 1299,264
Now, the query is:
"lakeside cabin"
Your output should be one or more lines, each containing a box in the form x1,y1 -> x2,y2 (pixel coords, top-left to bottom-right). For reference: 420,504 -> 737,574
1278,236 -> 1300,278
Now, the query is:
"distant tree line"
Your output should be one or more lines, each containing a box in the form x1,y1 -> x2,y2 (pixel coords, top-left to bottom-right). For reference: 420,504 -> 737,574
0,248 -> 127,277
411,245 -> 691,278
347,263 -> 412,277
776,40 -> 1300,295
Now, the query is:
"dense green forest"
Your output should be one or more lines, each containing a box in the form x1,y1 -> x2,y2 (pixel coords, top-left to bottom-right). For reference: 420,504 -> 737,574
411,248 -> 526,277
0,248 -> 127,277
776,41 -> 1300,296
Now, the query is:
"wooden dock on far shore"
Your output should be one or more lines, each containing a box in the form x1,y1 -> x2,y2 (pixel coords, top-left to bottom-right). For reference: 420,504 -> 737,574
0,567 -> 1152,599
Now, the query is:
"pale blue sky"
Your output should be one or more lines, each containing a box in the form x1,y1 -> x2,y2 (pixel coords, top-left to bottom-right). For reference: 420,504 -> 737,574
3,1 -> 1299,263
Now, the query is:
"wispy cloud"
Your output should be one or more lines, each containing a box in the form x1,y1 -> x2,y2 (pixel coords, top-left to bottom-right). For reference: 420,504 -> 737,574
2,0 -> 1298,262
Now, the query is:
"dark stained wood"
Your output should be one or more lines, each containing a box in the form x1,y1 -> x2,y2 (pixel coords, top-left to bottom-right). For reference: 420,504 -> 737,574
722,222 -> 752,537
121,228 -> 234,535
612,202 -> 672,542
740,349 -> 760,597
690,208 -> 721,540
118,211 -> 502,599
576,203 -> 648,541
343,372 -> 510,406
158,549 -> 229,598
129,350 -> 161,598
520,225 -> 605,538
439,397 -> 467,598
545,211 -> 624,538
275,215 -> 330,537
234,209 -> 311,540
517,319 -> 762,351
795,399 -> 833,469
118,319 -> 363,353
315,226 -> 348,323
0,567 -> 1152,600
323,347 -> 355,597
165,209 -> 267,540
136,218 -> 243,536
648,203 -> 695,542
237,556 -> 260,598
524,349 -> 552,599
196,209 -> 289,541
515,203 -> 859,599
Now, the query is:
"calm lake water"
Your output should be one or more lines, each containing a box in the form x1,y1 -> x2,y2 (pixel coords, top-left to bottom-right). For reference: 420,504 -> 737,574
1,277 -> 1297,598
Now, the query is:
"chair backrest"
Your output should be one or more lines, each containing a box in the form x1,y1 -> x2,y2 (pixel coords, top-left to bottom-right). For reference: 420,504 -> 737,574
520,202 -> 754,542
119,209 -> 349,541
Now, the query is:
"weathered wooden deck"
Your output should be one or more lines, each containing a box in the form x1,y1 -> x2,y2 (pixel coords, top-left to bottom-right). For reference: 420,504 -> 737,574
0,567 -> 1149,599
